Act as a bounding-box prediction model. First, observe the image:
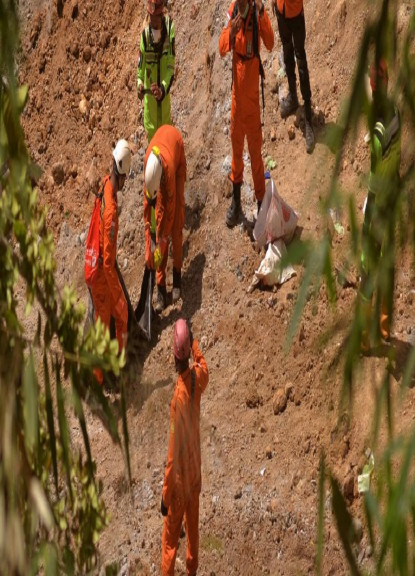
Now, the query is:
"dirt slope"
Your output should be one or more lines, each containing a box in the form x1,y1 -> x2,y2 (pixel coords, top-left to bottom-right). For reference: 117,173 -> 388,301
18,0 -> 415,574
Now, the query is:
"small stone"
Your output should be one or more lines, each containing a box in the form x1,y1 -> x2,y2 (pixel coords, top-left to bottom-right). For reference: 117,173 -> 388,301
352,517 -> 363,543
270,129 -> 276,141
343,474 -> 354,501
234,488 -> 242,499
288,125 -> 296,140
52,162 -> 65,185
284,382 -> 294,400
246,388 -> 262,409
265,445 -> 272,459
272,389 -> 287,415
83,45 -> 92,63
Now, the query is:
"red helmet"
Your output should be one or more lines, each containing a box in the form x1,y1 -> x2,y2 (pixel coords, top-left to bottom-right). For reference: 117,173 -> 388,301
369,57 -> 388,93
148,0 -> 164,15
173,319 -> 190,360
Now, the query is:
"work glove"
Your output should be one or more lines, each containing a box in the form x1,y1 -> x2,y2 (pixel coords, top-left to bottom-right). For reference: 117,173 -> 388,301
137,83 -> 144,101
187,320 -> 194,348
160,496 -> 168,517
154,245 -> 163,270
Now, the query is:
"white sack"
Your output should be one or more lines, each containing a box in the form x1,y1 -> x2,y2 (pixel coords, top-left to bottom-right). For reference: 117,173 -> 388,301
254,178 -> 298,249
249,240 -> 296,290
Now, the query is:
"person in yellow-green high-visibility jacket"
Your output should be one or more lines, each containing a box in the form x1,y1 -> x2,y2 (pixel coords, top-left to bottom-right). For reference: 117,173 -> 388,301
137,0 -> 175,142
360,58 -> 401,352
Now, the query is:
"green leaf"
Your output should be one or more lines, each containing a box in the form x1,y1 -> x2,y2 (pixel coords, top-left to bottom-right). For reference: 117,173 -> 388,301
29,477 -> 54,531
23,352 -> 39,454
55,360 -> 73,503
43,352 -> 58,491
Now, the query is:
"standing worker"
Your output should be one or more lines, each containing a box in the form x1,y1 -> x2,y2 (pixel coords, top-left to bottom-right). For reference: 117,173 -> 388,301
360,58 -> 401,352
90,140 -> 131,381
144,124 -> 186,312
160,319 -> 209,576
219,0 -> 274,228
137,0 -> 175,142
272,0 -> 315,153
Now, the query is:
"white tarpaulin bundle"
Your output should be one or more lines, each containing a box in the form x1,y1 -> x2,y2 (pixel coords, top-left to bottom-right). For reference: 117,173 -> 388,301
249,177 -> 298,291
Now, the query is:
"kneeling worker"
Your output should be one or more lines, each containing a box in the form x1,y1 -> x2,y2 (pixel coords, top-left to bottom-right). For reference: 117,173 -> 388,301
143,124 -> 186,312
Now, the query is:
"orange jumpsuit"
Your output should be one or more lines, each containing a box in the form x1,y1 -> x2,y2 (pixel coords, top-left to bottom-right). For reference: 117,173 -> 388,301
90,176 -> 128,357
219,1 -> 274,201
161,340 -> 209,576
144,125 -> 186,287
275,0 -> 303,18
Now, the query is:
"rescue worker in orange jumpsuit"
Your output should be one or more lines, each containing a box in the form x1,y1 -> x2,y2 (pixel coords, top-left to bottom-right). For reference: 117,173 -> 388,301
160,319 -> 209,576
144,124 -> 186,312
219,0 -> 274,227
90,140 -> 131,382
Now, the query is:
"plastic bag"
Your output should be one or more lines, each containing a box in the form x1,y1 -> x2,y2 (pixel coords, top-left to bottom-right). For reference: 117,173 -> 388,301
254,177 -> 298,249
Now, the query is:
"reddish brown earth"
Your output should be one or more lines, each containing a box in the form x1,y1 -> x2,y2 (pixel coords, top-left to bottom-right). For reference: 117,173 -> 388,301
17,0 -> 415,574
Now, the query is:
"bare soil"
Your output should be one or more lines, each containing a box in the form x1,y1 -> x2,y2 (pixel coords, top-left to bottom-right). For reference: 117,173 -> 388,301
17,0 -> 415,574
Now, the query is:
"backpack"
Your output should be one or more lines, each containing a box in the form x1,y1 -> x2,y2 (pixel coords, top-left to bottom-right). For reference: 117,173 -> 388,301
84,184 -> 104,287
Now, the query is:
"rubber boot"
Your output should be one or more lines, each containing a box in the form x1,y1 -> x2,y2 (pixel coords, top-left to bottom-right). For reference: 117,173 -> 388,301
172,267 -> 181,304
154,284 -> 167,313
280,85 -> 299,119
304,100 -> 315,154
380,298 -> 390,341
226,182 -> 242,228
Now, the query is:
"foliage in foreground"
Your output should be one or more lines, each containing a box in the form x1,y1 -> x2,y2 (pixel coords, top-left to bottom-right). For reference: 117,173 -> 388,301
0,1 -> 130,573
286,0 -> 415,573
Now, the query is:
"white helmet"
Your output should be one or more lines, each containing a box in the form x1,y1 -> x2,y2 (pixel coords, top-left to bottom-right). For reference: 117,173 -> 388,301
113,139 -> 131,176
145,146 -> 163,200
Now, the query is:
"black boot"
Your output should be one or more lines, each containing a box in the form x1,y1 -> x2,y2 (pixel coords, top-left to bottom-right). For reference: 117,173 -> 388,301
280,88 -> 299,119
172,267 -> 181,304
226,182 -> 242,228
304,100 -> 315,154
154,284 -> 167,313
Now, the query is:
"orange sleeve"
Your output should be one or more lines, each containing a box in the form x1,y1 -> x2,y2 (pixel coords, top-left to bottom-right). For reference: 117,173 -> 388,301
102,185 -> 123,306
162,394 -> 180,508
219,3 -> 233,57
192,340 -> 209,395
157,159 -> 175,257
259,9 -> 275,52
143,188 -> 152,254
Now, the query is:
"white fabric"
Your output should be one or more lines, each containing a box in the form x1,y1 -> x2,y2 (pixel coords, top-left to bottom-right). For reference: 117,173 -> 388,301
249,177 -> 298,291
249,240 -> 296,291
151,28 -> 161,43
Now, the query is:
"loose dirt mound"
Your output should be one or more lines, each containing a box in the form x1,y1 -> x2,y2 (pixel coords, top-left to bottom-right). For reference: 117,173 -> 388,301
18,0 -> 415,574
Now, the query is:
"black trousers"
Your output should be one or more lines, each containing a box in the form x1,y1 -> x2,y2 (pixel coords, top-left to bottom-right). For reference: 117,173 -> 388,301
276,8 -> 312,106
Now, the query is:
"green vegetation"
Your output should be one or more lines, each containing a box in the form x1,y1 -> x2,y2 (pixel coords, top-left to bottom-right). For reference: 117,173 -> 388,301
285,0 -> 415,573
0,1 -> 130,573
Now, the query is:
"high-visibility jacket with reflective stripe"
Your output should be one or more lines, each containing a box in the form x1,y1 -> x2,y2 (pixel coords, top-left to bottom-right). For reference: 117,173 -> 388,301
137,16 -> 175,141
369,108 -> 401,210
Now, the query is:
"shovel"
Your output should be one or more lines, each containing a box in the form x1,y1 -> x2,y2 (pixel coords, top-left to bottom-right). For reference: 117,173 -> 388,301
134,266 -> 154,342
